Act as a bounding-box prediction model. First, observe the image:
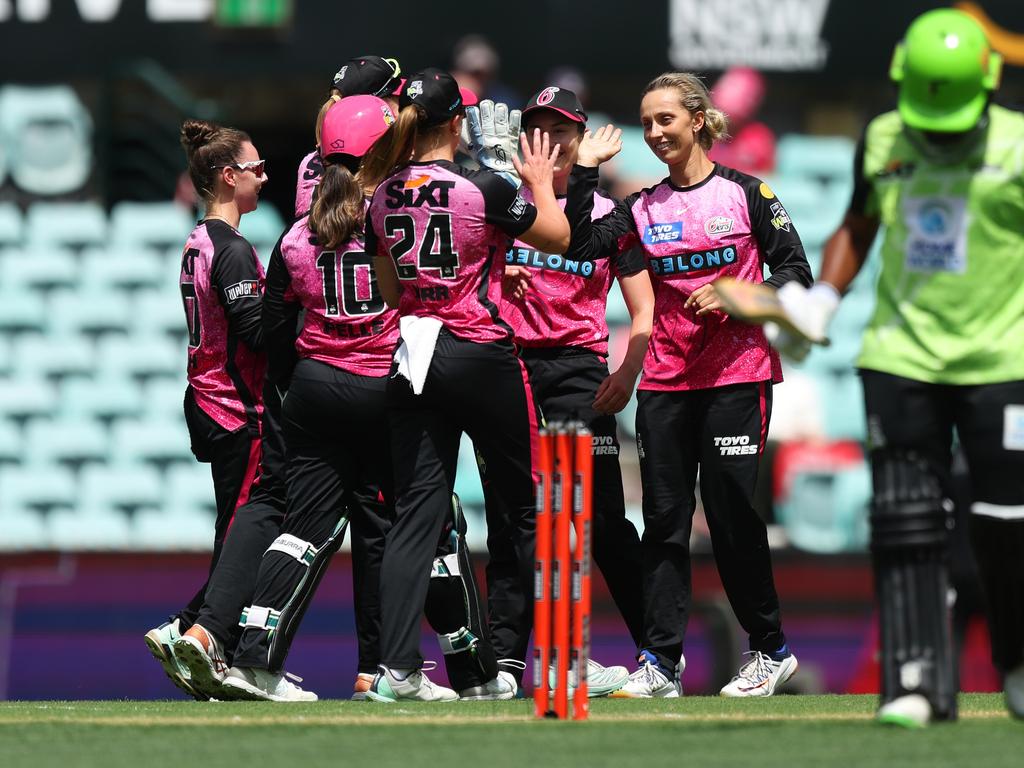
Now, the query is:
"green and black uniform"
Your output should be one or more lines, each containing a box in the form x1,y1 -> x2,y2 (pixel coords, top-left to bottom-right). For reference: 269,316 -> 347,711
852,103 -> 1024,679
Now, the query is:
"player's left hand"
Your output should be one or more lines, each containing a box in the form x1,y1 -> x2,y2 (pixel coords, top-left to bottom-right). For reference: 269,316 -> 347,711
684,283 -> 723,316
503,265 -> 531,299
593,368 -> 636,414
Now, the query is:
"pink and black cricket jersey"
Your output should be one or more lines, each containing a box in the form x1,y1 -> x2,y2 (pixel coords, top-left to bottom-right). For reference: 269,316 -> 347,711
263,212 -> 400,378
365,160 -> 538,344
294,149 -> 323,217
501,188 -> 644,355
566,164 -> 812,391
179,219 -> 266,432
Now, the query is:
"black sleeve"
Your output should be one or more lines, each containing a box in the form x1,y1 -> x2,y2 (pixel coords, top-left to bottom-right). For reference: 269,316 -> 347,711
564,165 -> 641,262
210,235 -> 264,350
743,179 -> 813,290
364,208 -> 381,258
848,135 -> 871,216
475,171 -> 538,238
262,234 -> 301,388
610,246 -> 645,277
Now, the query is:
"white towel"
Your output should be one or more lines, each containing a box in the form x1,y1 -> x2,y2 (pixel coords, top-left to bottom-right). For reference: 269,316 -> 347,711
394,315 -> 443,395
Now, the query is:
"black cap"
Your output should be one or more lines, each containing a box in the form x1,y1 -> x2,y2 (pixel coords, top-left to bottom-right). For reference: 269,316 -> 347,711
332,55 -> 404,98
523,86 -> 588,124
399,68 -> 464,127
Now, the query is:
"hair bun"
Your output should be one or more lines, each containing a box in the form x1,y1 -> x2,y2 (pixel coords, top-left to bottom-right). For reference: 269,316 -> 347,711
180,119 -> 221,153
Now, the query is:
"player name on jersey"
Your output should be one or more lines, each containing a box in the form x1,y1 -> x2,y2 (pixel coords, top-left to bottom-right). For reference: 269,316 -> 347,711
506,246 -> 596,278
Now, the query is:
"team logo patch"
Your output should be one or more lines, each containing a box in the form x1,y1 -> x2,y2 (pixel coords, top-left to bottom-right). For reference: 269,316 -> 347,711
642,222 -> 683,245
508,194 -> 528,219
536,86 -> 560,106
704,216 -> 734,236
381,104 -> 395,126
225,280 -> 259,303
406,80 -> 423,99
769,202 -> 791,232
333,65 -> 348,84
759,182 -> 775,199
330,139 -> 345,151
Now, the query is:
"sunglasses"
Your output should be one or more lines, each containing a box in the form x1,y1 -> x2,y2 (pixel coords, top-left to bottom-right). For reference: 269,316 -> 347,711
212,159 -> 266,176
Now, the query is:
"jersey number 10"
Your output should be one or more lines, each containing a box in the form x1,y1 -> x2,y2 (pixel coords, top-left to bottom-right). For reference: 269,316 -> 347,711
316,249 -> 384,317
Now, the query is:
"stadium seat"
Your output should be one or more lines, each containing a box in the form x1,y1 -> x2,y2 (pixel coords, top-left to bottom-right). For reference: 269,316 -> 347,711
79,464 -> 164,513
0,377 -> 58,421
0,419 -> 22,465
59,376 -> 145,422
0,289 -> 46,334
79,246 -> 164,293
0,202 -> 24,246
132,287 -> 188,340
775,134 -> 856,182
109,202 -> 194,249
0,85 -> 93,196
142,378 -> 187,421
48,288 -> 132,338
164,463 -> 216,516
24,418 -> 109,467
0,508 -> 49,550
110,419 -> 193,467
134,507 -> 213,550
97,336 -> 183,380
236,203 -> 285,258
48,507 -> 133,551
0,464 -> 76,511
775,461 -> 871,553
820,372 -> 867,442
1,247 -> 78,292
25,201 -> 107,247
13,335 -> 95,379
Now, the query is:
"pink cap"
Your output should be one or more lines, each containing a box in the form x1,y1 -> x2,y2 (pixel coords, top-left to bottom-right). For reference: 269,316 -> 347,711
460,87 -> 479,108
320,95 -> 396,159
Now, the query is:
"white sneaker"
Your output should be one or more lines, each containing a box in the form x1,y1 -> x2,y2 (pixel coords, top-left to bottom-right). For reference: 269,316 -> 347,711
720,651 -> 798,697
1004,664 -> 1024,719
144,618 -> 204,700
877,693 -> 932,728
220,666 -> 318,702
459,670 -> 517,701
366,663 -> 458,703
173,624 -> 228,699
549,658 -> 629,698
615,651 -> 679,698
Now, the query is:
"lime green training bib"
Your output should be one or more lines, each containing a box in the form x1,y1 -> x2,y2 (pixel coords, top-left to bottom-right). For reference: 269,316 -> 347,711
856,104 -> 1024,384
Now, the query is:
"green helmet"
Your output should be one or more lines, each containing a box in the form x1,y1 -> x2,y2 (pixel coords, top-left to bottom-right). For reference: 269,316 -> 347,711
889,8 -> 1003,133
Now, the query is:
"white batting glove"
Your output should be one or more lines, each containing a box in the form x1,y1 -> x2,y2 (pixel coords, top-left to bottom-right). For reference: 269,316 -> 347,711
765,282 -> 840,362
461,100 -> 522,188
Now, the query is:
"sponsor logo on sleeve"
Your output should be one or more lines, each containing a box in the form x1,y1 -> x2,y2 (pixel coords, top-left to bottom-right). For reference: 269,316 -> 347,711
225,280 -> 260,303
759,182 -> 775,199
508,194 -> 528,219
642,222 -> 683,245
769,201 -> 791,232
704,216 -> 734,236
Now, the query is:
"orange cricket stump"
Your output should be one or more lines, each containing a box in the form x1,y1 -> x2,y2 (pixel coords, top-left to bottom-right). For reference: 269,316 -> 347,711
532,428 -> 554,719
571,425 -> 593,719
552,425 -> 574,720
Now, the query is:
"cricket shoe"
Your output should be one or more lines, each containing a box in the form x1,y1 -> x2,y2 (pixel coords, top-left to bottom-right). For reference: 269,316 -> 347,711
219,666 -> 318,702
550,658 -> 630,698
173,624 -> 229,699
144,618 -> 204,700
613,651 -> 679,698
459,671 -> 518,701
1004,664 -> 1024,719
351,672 -> 375,701
720,651 -> 798,697
365,662 -> 458,703
877,694 -> 932,728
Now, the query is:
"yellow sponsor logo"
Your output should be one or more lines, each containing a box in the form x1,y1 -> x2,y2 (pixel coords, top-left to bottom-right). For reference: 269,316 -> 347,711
759,182 -> 775,200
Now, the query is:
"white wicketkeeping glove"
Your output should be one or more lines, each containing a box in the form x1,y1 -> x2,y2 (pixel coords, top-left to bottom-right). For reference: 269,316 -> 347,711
765,282 -> 840,362
461,99 -> 522,188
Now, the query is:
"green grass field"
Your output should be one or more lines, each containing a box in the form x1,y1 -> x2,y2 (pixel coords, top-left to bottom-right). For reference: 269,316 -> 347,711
1,694 -> 1019,768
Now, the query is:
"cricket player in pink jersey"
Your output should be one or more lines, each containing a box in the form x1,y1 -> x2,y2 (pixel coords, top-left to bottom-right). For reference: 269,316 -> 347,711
495,86 -> 655,696
363,68 -> 570,702
294,55 -> 405,218
144,119 -> 276,697
564,73 -> 812,697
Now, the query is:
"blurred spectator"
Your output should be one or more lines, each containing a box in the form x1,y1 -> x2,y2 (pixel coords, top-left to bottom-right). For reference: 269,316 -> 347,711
451,34 -> 519,105
708,67 -> 776,175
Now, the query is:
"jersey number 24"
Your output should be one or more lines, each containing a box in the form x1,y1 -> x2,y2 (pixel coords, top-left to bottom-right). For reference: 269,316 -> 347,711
383,213 -> 460,280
